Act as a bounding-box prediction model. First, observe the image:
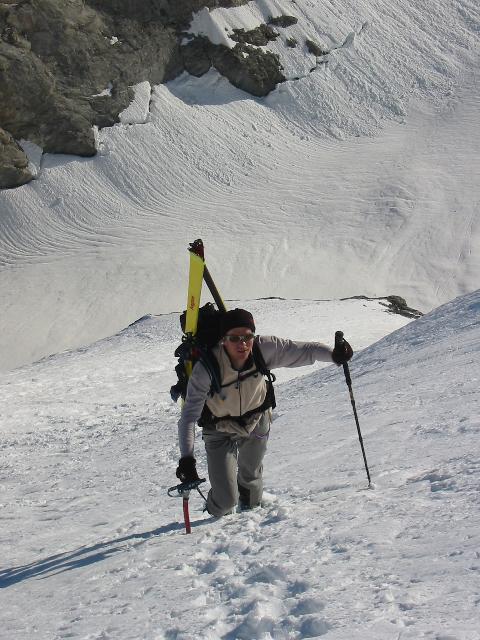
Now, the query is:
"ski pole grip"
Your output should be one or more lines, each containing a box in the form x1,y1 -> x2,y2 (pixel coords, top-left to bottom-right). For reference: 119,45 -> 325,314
335,330 -> 352,386
335,330 -> 345,347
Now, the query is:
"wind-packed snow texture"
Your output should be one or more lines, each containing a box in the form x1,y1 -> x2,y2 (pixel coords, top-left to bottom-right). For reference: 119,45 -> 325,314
1,292 -> 479,639
0,0 -> 479,371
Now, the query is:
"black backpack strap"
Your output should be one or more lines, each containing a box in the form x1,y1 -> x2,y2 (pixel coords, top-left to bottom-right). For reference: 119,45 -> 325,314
252,341 -> 276,382
197,348 -> 222,397
199,388 -> 275,430
253,341 -> 276,410
199,342 -> 277,428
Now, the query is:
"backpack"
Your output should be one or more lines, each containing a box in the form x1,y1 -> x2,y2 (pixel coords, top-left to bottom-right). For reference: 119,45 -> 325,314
170,304 -> 276,422
170,303 -> 225,403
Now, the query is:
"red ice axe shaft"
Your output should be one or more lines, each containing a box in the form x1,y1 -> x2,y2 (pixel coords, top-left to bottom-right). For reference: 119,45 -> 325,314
183,496 -> 192,534
168,479 -> 206,534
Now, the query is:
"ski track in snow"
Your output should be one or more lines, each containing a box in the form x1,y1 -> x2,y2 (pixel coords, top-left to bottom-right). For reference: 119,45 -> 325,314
1,293 -> 479,639
0,0 -> 479,370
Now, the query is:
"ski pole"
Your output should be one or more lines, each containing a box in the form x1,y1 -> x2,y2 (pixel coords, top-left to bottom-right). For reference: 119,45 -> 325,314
203,265 -> 227,313
335,331 -> 372,488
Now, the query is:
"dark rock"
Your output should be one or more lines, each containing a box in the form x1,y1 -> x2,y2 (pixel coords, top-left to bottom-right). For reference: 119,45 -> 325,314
85,0 -> 249,29
0,39 -> 97,156
230,24 -> 279,46
43,110 -> 97,156
212,43 -> 285,97
306,39 -> 328,56
181,36 -> 212,77
88,86 -> 134,129
181,37 -> 286,96
268,15 -> 298,28
384,295 -> 423,318
387,295 -> 408,308
340,294 -> 423,319
286,37 -> 298,48
0,127 -> 33,189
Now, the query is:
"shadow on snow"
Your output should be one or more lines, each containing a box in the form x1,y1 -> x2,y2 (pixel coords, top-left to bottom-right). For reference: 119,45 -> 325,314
0,517 -> 214,588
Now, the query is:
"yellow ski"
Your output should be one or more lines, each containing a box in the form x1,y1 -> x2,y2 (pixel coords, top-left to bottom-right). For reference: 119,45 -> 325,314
184,239 -> 205,376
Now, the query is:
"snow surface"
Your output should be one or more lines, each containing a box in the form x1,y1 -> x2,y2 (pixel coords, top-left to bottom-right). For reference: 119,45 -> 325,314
18,140 -> 43,178
0,0 -> 478,371
1,1 -> 479,635
92,83 -> 114,98
119,82 -> 152,126
1,291 -> 479,639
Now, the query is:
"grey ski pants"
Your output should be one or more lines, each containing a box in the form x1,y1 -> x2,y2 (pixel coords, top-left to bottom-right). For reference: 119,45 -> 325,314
203,411 -> 271,517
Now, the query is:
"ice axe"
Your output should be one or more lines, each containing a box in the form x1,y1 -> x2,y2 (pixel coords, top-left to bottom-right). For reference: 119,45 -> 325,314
335,331 -> 373,488
167,479 -> 207,534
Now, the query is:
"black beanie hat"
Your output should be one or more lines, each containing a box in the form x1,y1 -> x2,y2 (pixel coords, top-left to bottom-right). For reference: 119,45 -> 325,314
221,308 -> 256,335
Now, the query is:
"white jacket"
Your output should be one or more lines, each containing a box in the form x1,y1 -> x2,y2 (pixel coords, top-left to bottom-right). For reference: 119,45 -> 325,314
178,335 -> 333,457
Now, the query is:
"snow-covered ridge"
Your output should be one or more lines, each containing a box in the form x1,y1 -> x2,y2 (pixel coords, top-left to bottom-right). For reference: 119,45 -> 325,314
1,291 -> 478,638
0,297 -> 411,437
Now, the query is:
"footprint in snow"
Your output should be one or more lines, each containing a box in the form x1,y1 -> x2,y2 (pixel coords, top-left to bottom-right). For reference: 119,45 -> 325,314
291,597 -> 326,615
196,558 -> 221,574
224,598 -> 331,639
246,563 -> 287,584
407,469 -> 457,492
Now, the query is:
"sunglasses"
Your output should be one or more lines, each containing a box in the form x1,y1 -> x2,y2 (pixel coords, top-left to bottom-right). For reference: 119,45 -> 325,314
223,334 -> 255,343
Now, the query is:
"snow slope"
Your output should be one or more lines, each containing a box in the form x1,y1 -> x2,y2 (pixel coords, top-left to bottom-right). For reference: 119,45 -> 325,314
0,0 -> 479,371
1,291 -> 479,639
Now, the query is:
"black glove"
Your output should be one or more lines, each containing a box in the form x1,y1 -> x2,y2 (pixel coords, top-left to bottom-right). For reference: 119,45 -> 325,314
176,456 -> 200,483
332,339 -> 353,365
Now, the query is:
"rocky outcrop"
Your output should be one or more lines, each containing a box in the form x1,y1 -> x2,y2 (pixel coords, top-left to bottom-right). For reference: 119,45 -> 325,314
306,39 -> 328,57
0,127 -> 32,189
383,295 -> 423,318
212,43 -> 285,97
0,0 -> 180,159
85,0 -> 248,25
230,24 -> 279,46
182,36 -> 285,96
1,0 -> 273,189
341,294 -> 423,318
268,15 -> 298,28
